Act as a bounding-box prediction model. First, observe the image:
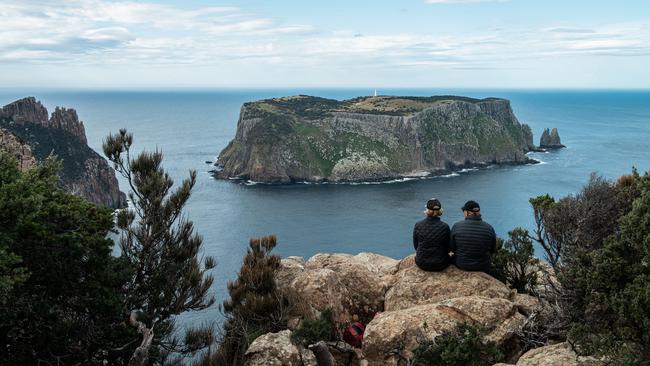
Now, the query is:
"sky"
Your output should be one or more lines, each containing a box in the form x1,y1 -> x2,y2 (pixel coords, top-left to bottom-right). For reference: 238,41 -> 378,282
1,0 -> 650,89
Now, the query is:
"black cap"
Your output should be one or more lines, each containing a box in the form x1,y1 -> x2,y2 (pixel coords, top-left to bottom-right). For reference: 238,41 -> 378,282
461,200 -> 480,212
426,198 -> 442,210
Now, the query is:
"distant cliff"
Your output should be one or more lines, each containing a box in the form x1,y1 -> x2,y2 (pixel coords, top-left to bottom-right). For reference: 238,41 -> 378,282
216,95 -> 536,183
0,97 -> 126,209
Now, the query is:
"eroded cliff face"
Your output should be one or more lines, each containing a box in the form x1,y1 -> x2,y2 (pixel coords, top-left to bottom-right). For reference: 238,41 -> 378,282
0,97 -> 126,209
216,95 -> 535,183
0,128 -> 36,171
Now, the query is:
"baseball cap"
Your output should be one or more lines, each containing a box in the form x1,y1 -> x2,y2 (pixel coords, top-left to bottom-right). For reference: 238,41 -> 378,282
426,198 -> 442,210
461,200 -> 480,212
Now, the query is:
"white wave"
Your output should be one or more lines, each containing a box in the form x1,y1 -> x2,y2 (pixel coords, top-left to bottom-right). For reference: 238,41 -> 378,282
440,172 -> 460,178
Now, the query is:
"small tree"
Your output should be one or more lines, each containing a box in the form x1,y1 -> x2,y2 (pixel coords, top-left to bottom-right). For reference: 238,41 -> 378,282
492,228 -> 538,295
528,195 -> 562,269
103,129 -> 216,365
214,235 -> 292,365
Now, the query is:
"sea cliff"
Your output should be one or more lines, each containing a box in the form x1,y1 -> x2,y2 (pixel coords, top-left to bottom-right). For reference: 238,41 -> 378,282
216,95 -> 536,183
0,97 -> 126,209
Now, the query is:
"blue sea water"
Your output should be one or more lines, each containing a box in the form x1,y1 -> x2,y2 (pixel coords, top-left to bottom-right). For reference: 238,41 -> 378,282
1,88 -> 649,326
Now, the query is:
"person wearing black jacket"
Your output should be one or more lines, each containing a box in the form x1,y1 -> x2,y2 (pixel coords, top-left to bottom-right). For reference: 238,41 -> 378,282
412,198 -> 452,271
450,200 -> 496,274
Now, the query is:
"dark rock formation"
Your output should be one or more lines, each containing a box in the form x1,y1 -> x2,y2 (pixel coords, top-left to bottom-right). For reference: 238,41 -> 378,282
539,128 -> 565,149
0,97 -> 126,209
216,95 -> 536,183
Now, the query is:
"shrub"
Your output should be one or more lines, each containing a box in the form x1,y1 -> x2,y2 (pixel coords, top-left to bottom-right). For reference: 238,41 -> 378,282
214,235 -> 292,365
411,322 -> 504,366
562,171 -> 650,364
291,309 -> 336,346
492,228 -> 538,295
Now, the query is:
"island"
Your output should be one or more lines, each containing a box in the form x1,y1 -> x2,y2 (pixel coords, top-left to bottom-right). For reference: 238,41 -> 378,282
215,95 -> 537,183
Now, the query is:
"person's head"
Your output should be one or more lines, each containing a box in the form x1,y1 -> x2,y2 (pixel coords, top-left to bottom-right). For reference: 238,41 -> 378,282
424,198 -> 444,217
461,200 -> 481,217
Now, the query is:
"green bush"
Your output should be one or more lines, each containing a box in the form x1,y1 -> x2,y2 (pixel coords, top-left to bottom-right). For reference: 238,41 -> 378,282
561,171 -> 650,364
213,235 -> 292,365
411,322 -> 504,366
291,309 -> 336,346
492,228 -> 538,295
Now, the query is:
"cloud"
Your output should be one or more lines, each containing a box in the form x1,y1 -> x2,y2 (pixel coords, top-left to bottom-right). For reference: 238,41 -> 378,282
2,0 -> 650,84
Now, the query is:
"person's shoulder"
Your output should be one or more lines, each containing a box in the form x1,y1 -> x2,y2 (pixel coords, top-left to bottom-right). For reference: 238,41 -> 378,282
480,219 -> 496,231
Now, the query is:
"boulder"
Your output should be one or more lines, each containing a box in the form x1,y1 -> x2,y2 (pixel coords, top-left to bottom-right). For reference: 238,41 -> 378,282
385,265 -> 512,311
244,330 -> 317,366
276,253 -> 398,324
515,342 -> 603,366
512,293 -> 542,317
363,296 -> 524,365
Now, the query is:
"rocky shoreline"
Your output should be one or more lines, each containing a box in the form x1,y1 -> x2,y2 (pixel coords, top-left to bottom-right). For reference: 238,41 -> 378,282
223,157 -> 541,186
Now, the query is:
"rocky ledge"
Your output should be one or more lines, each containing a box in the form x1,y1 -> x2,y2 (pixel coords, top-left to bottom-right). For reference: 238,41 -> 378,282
0,97 -> 126,209
215,95 -> 537,184
244,252 -> 602,366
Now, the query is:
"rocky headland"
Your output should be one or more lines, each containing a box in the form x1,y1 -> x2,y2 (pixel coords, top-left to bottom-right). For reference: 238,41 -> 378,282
539,128 -> 565,149
215,95 -> 538,184
0,97 -> 126,209
244,252 -> 601,366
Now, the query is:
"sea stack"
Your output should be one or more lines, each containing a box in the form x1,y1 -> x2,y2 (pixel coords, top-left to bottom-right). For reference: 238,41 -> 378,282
0,97 -> 127,209
539,128 -> 565,148
216,95 -> 536,184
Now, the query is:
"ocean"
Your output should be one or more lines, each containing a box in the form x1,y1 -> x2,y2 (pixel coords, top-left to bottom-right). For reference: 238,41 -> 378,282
1,88 -> 649,325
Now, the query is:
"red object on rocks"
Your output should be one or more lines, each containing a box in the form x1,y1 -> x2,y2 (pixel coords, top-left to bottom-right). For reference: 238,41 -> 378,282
343,322 -> 365,348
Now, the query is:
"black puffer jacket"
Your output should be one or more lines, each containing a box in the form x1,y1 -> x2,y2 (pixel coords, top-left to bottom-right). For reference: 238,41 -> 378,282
413,216 -> 451,271
450,216 -> 496,273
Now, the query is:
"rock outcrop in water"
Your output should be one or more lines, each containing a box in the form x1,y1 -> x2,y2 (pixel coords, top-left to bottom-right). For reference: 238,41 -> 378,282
241,252 -> 592,366
0,97 -> 126,209
539,128 -> 565,149
216,95 -> 536,183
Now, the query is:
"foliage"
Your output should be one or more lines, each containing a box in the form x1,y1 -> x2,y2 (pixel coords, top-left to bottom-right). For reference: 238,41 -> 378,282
213,235 -> 292,366
411,322 -> 504,366
492,228 -> 538,295
561,171 -> 650,364
103,129 -> 216,364
528,170 -> 649,364
291,309 -> 336,346
0,151 -> 133,365
529,173 -> 639,270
